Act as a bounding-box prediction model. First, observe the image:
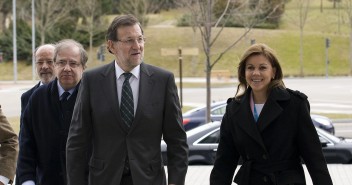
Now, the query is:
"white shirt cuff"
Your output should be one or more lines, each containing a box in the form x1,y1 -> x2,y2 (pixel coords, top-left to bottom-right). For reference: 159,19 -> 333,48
0,175 -> 9,185
22,180 -> 35,185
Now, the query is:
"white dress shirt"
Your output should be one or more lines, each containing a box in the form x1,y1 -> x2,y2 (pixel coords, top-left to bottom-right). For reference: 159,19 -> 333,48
115,61 -> 140,114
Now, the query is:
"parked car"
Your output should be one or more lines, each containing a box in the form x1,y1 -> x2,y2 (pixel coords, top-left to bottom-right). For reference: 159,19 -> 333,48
161,121 -> 352,165
182,101 -> 335,134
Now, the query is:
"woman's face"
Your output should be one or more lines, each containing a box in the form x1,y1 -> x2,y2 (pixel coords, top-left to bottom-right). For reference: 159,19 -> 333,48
245,54 -> 276,95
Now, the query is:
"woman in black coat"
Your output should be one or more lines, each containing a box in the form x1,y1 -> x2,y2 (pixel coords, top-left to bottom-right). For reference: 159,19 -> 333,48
210,43 -> 333,185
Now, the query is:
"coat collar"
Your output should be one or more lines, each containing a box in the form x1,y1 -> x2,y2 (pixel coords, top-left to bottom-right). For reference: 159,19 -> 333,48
234,87 -> 290,151
257,87 -> 290,131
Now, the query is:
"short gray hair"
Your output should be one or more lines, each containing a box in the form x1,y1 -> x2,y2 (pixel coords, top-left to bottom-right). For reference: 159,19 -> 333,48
54,39 -> 88,68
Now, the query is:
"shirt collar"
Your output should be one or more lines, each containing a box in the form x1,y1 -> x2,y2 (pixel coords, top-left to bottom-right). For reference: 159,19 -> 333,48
114,60 -> 140,80
57,81 -> 76,97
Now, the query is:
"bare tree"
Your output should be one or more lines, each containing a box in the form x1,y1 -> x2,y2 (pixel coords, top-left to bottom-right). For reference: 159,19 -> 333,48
35,0 -> 74,44
284,0 -> 310,77
0,0 -> 11,32
181,0 -> 286,123
78,0 -> 105,62
290,0 -> 310,77
298,0 -> 310,77
343,0 -> 352,75
119,0 -> 168,26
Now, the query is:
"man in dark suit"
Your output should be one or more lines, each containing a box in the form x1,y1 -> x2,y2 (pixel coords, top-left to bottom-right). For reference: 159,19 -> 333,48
15,43 -> 56,185
20,44 -> 56,115
0,105 -> 18,185
17,39 -> 87,185
66,14 -> 189,185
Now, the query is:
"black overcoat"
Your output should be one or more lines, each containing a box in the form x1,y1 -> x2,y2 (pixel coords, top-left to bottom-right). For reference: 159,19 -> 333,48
17,79 -> 79,185
210,87 -> 333,185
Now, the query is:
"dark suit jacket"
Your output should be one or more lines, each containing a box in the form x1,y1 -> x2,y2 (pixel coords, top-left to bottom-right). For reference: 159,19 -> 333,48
17,79 -> 79,185
66,62 -> 188,185
0,105 -> 19,184
21,82 -> 41,115
210,87 -> 333,185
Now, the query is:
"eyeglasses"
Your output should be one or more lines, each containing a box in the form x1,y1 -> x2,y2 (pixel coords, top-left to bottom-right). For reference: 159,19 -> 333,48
55,61 -> 81,68
117,37 -> 145,46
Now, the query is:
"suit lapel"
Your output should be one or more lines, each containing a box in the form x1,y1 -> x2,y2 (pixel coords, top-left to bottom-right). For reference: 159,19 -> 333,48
129,63 -> 154,131
100,61 -> 130,134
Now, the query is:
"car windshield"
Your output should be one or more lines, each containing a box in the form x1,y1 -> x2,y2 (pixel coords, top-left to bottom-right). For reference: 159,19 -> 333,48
183,106 -> 206,116
184,101 -> 226,116
186,121 -> 221,137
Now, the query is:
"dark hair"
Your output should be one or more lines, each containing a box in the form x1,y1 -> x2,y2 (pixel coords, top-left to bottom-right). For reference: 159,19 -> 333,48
53,39 -> 88,69
235,43 -> 285,99
106,14 -> 143,42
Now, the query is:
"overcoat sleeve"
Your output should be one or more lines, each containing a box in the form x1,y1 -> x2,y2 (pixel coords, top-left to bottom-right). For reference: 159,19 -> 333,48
296,99 -> 333,185
161,73 -> 189,185
210,102 -> 239,185
0,105 -> 19,184
16,98 -> 39,184
66,73 -> 91,185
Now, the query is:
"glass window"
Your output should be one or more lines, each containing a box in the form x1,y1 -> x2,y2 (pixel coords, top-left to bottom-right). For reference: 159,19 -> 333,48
211,105 -> 226,116
198,130 -> 220,144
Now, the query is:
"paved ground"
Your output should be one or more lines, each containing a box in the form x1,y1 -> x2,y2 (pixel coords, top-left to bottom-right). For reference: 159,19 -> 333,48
182,165 -> 352,185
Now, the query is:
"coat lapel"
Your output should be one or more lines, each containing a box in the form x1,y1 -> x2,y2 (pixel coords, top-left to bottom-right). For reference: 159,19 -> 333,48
129,63 -> 154,131
100,61 -> 130,134
49,79 -> 62,127
257,87 -> 290,132
236,91 -> 267,151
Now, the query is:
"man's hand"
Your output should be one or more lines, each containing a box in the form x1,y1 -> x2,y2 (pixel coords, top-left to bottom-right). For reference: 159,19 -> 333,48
0,182 -> 4,185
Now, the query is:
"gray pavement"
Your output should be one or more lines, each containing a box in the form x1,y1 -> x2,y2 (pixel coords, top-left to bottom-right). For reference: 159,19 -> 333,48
183,165 -> 352,185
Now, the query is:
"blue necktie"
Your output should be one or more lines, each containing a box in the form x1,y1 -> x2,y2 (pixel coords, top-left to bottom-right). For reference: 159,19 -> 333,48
60,91 -> 70,102
120,73 -> 134,127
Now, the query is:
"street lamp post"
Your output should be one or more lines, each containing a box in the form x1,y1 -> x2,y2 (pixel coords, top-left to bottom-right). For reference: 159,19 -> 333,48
12,0 -> 17,83
32,0 -> 36,81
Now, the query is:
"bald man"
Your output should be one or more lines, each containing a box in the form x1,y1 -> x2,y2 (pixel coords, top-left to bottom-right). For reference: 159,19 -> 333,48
20,44 -> 56,115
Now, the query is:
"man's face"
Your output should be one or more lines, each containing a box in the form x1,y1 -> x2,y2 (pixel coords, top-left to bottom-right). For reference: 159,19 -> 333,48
54,46 -> 84,91
108,24 -> 144,72
35,46 -> 55,84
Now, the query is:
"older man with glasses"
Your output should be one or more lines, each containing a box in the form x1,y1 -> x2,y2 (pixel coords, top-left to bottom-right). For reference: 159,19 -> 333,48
16,39 -> 87,185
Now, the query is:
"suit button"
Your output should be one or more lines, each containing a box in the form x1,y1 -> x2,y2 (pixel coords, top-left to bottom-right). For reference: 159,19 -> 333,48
262,154 -> 267,160
246,155 -> 250,160
263,176 -> 268,182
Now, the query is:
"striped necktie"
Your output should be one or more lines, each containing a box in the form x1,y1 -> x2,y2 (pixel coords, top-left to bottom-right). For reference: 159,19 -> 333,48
120,73 -> 134,127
